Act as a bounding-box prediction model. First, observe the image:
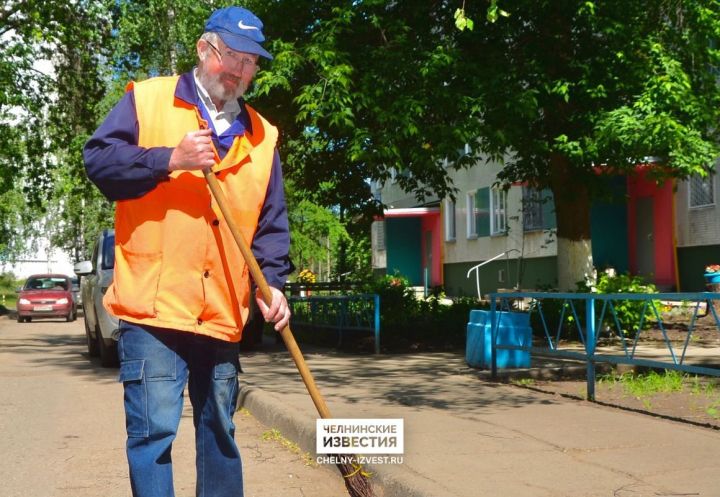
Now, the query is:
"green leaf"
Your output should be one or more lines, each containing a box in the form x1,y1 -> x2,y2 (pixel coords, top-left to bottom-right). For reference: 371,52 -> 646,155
487,5 -> 499,23
455,8 -> 470,31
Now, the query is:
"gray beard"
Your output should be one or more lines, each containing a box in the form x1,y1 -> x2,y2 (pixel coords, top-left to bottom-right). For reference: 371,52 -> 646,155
198,70 -> 247,104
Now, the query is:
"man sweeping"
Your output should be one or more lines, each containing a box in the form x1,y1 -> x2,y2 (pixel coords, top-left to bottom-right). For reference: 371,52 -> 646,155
83,6 -> 292,497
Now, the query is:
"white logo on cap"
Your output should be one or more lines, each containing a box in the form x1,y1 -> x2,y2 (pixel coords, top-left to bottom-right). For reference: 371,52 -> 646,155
238,20 -> 259,31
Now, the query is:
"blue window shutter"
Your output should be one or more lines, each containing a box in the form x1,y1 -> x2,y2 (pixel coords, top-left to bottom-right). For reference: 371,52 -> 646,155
542,189 -> 556,230
476,187 -> 490,237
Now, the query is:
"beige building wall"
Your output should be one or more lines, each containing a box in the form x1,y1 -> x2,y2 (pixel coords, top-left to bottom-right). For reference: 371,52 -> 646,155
443,163 -> 557,266
372,159 -> 558,277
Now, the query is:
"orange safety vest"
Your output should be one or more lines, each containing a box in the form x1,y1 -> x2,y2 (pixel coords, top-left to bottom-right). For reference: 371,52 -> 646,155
104,75 -> 278,342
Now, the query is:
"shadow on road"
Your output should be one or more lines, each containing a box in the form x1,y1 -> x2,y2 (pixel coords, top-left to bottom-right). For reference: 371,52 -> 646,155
242,344 -> 562,414
0,316 -> 118,383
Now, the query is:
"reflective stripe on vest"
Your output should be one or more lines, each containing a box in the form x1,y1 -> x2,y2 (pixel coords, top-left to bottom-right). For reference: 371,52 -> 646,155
104,75 -> 278,342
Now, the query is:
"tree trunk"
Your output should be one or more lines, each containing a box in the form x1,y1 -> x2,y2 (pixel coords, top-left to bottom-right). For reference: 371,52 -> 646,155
166,3 -> 177,74
549,153 -> 595,291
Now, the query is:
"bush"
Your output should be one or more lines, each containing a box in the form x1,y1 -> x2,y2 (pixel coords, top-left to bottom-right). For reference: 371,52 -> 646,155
0,272 -> 18,292
363,274 -> 418,331
528,271 -> 658,341
0,272 -> 20,313
357,277 -> 488,351
583,271 -> 659,336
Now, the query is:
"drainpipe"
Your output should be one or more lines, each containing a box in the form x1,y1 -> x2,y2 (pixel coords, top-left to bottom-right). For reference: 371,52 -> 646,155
672,179 -> 681,291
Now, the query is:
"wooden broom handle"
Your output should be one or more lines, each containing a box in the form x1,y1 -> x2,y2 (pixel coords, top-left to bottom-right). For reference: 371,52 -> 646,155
203,168 -> 332,419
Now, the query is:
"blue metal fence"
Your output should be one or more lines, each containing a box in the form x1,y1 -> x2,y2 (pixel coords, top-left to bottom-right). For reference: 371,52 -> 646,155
488,292 -> 720,400
287,294 -> 381,354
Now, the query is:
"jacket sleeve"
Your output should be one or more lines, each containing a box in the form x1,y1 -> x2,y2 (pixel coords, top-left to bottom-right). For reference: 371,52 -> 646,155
251,150 -> 294,290
83,90 -> 173,201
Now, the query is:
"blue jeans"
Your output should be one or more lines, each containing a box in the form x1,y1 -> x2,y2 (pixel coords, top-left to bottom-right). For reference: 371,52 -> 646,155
118,321 -> 243,497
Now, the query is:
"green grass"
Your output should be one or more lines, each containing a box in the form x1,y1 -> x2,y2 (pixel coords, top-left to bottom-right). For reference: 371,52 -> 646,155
707,400 -> 720,419
690,378 -> 720,418
262,428 -> 315,466
601,370 -> 720,403
600,370 -> 685,397
690,376 -> 717,396
511,378 -> 536,387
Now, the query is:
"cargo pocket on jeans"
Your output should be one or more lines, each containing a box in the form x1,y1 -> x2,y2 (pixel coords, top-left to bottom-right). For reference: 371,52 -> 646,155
118,359 -> 148,438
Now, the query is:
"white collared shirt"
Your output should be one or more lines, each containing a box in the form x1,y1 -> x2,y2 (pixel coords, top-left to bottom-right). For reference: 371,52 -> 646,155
193,69 -> 241,136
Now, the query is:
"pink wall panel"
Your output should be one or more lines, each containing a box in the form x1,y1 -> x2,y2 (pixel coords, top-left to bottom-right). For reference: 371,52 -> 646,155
626,170 -> 675,288
421,214 -> 442,286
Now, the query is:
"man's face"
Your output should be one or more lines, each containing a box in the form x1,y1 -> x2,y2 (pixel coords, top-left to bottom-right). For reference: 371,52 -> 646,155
197,38 -> 259,103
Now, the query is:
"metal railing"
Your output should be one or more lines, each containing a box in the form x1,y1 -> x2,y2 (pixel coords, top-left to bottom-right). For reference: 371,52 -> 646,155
488,291 -> 720,400
466,249 -> 520,300
287,294 -> 381,354
284,282 -> 362,295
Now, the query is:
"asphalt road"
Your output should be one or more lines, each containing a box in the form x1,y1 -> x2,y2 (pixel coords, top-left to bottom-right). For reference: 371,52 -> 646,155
0,315 -> 348,497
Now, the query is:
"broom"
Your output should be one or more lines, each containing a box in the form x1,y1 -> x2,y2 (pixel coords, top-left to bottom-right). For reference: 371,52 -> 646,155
202,168 -> 375,497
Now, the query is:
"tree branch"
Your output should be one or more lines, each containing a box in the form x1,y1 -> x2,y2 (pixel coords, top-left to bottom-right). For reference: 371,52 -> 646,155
0,0 -> 26,28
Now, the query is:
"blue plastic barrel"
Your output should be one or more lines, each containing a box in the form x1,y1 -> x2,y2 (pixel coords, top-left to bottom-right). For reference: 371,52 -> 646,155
466,310 -> 532,369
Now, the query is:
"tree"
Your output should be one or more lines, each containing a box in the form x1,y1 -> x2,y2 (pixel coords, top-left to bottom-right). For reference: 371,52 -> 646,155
1,1 -> 63,256
247,0 -> 720,289
45,1 -> 116,260
10,1 -> 716,289
111,0 -> 211,77
458,0 -> 720,288
285,181 -> 347,280
1,1 -> 116,261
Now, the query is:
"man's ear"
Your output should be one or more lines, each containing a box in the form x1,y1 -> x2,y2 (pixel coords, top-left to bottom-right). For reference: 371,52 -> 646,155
196,39 -> 206,60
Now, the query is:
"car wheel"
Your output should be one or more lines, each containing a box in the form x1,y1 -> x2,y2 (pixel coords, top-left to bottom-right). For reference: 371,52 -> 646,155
17,315 -> 23,323
83,313 -> 99,357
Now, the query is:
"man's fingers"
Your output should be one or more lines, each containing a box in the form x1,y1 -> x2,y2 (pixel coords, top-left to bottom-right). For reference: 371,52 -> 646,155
274,305 -> 290,331
255,295 -> 272,318
255,288 -> 290,331
168,128 -> 219,171
191,128 -> 213,137
194,142 -> 214,156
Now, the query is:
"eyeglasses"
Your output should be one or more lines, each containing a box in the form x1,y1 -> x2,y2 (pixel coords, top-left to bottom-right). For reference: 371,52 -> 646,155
206,41 -> 260,72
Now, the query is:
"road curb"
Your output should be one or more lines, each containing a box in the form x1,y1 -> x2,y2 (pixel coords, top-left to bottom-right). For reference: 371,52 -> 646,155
472,360 -> 615,382
237,383 -> 456,497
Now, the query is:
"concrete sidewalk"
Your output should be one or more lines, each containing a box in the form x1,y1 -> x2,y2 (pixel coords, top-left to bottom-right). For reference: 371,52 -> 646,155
238,343 -> 720,497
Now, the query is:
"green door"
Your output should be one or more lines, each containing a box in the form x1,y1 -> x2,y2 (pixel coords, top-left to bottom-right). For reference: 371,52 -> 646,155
386,217 -> 422,285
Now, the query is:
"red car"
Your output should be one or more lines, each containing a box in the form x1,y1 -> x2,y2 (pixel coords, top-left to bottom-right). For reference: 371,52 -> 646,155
16,274 -> 77,323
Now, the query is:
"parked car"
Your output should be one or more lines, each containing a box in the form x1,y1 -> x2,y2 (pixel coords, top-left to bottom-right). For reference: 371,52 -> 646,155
74,229 -> 119,367
71,277 -> 82,307
16,274 -> 77,322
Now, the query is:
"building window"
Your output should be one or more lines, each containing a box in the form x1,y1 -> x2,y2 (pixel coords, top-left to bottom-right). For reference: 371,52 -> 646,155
467,188 -> 490,238
523,187 -> 556,231
372,220 -> 386,250
444,199 -> 456,241
523,187 -> 543,231
467,189 -> 490,238
689,174 -> 714,208
490,187 -> 507,235
466,192 -> 478,238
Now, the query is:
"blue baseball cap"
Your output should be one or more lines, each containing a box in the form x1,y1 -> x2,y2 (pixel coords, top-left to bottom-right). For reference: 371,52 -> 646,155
204,6 -> 273,60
